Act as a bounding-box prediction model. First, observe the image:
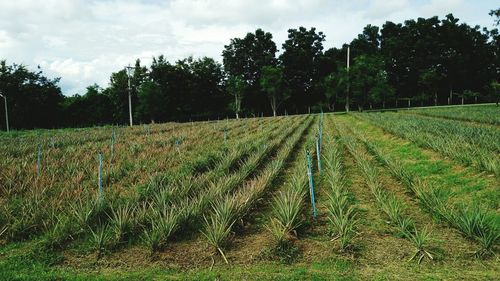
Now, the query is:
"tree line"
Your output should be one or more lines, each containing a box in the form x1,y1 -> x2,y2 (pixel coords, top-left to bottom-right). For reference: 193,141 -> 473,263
0,11 -> 499,130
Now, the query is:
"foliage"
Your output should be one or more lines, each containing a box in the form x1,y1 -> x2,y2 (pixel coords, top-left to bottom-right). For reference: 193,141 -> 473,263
349,55 -> 393,111
353,123 -> 499,259
201,116 -> 313,263
490,8 -> 500,26
260,66 -> 288,117
63,84 -> 113,127
201,198 -> 237,264
453,206 -> 499,258
223,28 -> 277,114
322,131 -> 358,252
280,27 -> 325,112
322,69 -> 347,111
89,226 -> 111,258
270,189 -> 304,235
339,123 -> 434,261
359,112 -> 500,176
0,60 -> 64,130
408,227 -> 434,264
411,105 -> 500,125
226,75 -> 247,119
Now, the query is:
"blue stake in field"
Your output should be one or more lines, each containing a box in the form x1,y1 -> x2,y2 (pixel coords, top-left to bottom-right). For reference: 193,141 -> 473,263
98,153 -> 103,200
316,136 -> 322,175
319,112 -> 323,147
306,150 -> 317,218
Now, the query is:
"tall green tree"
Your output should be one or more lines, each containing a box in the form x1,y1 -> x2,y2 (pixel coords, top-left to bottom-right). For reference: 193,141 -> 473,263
350,25 -> 381,57
350,55 -> 392,111
107,69 -> 129,123
369,69 -> 394,109
147,56 -> 226,121
487,81 -> 499,106
418,68 -> 442,106
187,57 -> 226,119
281,27 -> 325,113
0,60 -> 63,129
107,59 -> 147,124
260,66 -> 288,117
322,68 -> 347,111
148,55 -> 189,121
226,75 -> 246,119
223,29 -> 277,114
135,81 -> 162,123
63,84 -> 113,127
488,9 -> 500,106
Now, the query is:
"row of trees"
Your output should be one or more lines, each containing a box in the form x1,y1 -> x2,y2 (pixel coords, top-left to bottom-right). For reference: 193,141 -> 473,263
63,56 -> 228,127
0,11 -> 499,129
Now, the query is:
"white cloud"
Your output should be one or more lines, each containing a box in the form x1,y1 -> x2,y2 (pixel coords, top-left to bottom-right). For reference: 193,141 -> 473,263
0,0 -> 496,95
420,0 -> 463,15
365,0 -> 410,19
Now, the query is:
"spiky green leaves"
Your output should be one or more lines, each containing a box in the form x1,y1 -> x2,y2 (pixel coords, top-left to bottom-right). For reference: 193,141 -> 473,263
452,206 -> 499,258
201,196 -> 240,264
408,227 -> 434,264
323,135 -> 358,252
108,203 -> 135,242
270,190 -> 305,235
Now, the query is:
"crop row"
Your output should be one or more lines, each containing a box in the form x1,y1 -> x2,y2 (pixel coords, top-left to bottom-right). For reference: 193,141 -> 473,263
338,122 -> 434,263
346,124 -> 499,258
266,125 -> 313,254
409,105 -> 500,125
322,118 -> 358,252
202,115 -> 314,262
357,112 -> 500,176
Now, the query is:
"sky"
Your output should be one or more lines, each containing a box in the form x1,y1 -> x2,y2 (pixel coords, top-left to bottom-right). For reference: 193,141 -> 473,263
0,0 -> 497,96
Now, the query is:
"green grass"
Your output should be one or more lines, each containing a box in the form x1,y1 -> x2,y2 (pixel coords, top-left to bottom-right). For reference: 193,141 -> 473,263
409,104 -> 500,125
346,114 -> 498,212
357,111 -> 500,176
0,241 -> 358,281
2,239 -> 499,280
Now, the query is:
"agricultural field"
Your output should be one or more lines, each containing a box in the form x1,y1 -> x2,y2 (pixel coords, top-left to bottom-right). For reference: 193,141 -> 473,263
407,104 -> 500,125
0,106 -> 499,280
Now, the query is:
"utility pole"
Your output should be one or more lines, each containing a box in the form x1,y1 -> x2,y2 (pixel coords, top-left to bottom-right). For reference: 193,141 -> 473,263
345,46 -> 350,112
0,92 -> 9,132
125,65 -> 134,126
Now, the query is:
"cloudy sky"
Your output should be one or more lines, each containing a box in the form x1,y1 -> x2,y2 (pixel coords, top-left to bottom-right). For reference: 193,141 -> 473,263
0,0 -> 497,95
